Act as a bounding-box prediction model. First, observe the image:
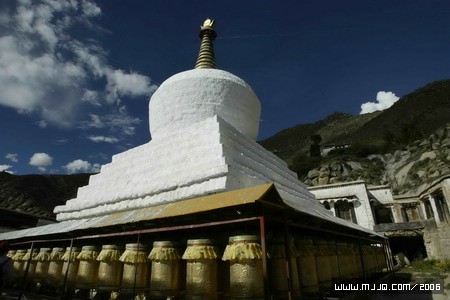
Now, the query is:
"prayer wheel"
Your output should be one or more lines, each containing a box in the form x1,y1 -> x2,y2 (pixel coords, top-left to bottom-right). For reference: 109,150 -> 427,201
295,238 -> 319,295
97,244 -> 123,289
182,239 -> 219,299
5,250 -> 16,287
267,238 -> 300,298
336,242 -> 351,281
12,250 -> 26,280
22,248 -> 38,284
6,250 -> 16,258
76,246 -> 100,288
119,243 -> 149,290
362,245 -> 374,276
314,239 -> 332,290
222,235 -> 264,299
48,247 -> 65,285
350,243 -> 362,278
375,245 -> 386,271
61,247 -> 80,289
148,241 -> 182,296
360,245 -> 368,276
5,250 -> 17,287
34,248 -> 51,284
369,246 -> 377,274
327,241 -> 340,283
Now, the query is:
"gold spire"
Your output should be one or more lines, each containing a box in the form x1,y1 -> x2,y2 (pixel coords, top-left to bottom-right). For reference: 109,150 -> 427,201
195,18 -> 217,69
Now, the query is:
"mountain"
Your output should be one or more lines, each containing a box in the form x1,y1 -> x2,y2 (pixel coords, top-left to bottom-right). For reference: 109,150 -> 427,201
260,79 -> 450,162
259,111 -> 381,160
303,124 -> 450,195
0,172 -> 91,220
259,79 -> 450,194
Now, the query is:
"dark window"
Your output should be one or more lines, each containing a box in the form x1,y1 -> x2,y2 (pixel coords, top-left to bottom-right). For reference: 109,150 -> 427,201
335,200 -> 357,224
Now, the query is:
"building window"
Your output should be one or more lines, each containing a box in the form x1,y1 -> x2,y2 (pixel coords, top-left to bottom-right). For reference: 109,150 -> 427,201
434,192 -> 450,223
373,206 -> 394,224
401,207 -> 409,222
335,200 -> 357,224
401,204 -> 421,222
424,199 -> 434,219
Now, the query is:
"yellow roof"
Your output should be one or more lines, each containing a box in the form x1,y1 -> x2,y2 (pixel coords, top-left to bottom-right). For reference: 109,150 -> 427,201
92,183 -> 276,228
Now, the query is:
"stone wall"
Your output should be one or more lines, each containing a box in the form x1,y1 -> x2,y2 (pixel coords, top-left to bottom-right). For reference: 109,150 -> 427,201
309,181 -> 375,229
423,222 -> 450,260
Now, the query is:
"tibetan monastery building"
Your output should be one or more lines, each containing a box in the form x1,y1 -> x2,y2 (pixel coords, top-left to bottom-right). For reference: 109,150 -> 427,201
0,19 -> 391,300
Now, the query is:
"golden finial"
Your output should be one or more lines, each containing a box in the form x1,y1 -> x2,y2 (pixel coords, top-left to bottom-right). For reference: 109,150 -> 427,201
195,18 -> 217,69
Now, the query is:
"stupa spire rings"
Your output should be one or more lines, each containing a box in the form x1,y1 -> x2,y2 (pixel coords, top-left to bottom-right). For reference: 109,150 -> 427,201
195,18 -> 217,69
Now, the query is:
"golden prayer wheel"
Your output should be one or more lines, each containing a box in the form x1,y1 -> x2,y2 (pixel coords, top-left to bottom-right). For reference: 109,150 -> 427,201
295,238 -> 319,295
6,250 -> 16,286
6,250 -> 16,258
336,242 -> 351,281
5,250 -> 17,287
360,245 -> 368,276
182,239 -> 220,299
349,243 -> 362,278
375,245 -> 386,271
327,241 -> 340,283
369,246 -> 377,274
148,241 -> 182,296
76,246 -> 100,288
119,243 -> 149,290
61,247 -> 80,289
222,235 -> 264,299
48,247 -> 65,285
97,244 -> 123,289
267,238 -> 300,298
22,248 -> 38,284
34,248 -> 51,284
12,249 -> 26,280
313,240 -> 332,290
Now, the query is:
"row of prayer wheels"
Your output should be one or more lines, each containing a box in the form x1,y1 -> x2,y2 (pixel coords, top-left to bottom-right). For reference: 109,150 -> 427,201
6,236 -> 387,299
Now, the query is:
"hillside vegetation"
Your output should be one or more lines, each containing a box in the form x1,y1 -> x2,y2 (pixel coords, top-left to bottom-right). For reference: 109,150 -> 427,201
0,172 -> 90,219
260,79 -> 450,163
259,79 -> 450,194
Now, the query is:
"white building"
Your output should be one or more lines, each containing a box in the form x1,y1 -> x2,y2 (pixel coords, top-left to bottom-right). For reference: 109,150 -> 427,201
309,175 -> 450,260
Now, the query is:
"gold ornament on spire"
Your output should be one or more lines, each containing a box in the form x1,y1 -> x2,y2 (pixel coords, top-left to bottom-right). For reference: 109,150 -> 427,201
195,18 -> 217,69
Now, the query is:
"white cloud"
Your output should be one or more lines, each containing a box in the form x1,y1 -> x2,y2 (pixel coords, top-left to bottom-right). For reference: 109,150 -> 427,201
5,153 -> 19,163
360,91 -> 400,114
36,120 -> 48,128
105,69 -> 157,104
0,164 -> 14,174
81,0 -> 101,17
63,159 -> 100,174
79,108 -> 141,136
87,135 -> 119,143
0,1 -> 156,129
29,152 -> 53,171
91,163 -> 101,173
81,89 -> 101,106
54,138 -> 69,145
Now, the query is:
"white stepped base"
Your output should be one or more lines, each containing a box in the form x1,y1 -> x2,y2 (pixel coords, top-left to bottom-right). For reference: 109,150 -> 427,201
55,116 -> 321,221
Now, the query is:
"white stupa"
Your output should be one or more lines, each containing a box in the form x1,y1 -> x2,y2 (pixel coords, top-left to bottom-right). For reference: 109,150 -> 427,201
53,18 -> 322,221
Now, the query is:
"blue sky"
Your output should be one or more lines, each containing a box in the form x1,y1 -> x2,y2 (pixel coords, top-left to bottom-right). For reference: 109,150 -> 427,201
1,0 -> 450,175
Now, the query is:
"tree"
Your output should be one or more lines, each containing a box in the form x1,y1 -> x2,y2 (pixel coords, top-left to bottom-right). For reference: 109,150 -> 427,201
309,134 -> 322,157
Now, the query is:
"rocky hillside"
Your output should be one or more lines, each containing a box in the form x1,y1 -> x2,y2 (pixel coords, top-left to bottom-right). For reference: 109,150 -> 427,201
303,124 -> 450,195
260,111 -> 381,160
259,78 -> 450,194
260,79 -> 450,161
0,172 -> 90,219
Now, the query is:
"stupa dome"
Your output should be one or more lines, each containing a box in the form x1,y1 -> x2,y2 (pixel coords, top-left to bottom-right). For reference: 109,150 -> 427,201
149,68 -> 261,140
